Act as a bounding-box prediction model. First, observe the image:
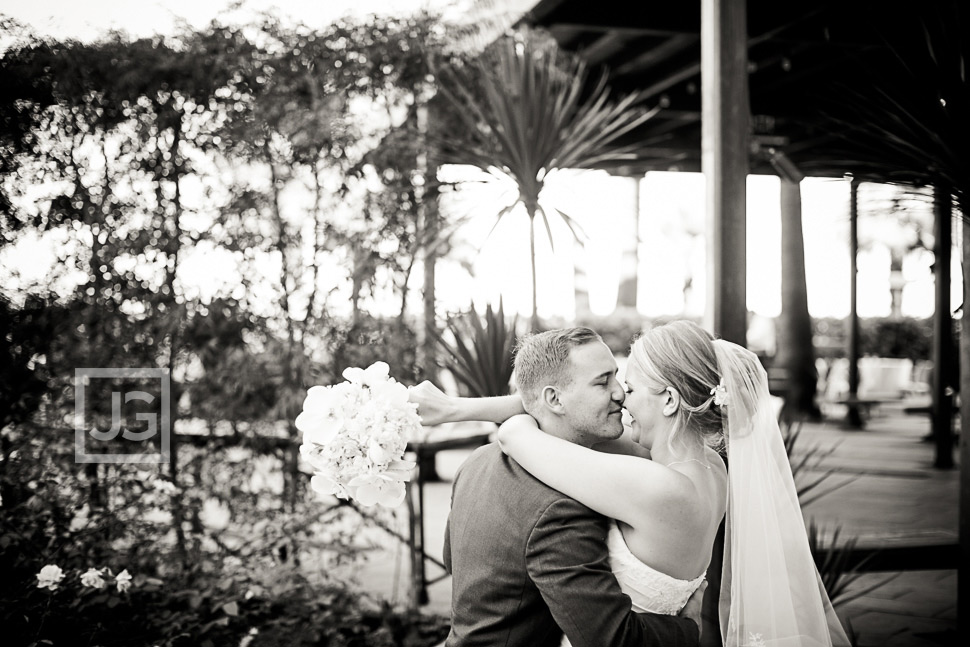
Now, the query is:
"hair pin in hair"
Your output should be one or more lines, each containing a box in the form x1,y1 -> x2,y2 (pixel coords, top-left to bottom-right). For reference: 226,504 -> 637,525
710,380 -> 729,407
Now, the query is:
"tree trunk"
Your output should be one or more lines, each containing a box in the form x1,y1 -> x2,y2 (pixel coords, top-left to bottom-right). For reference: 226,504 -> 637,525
163,119 -> 189,567
416,103 -> 440,382
775,178 -> 819,420
889,251 -> 905,319
301,153 -> 325,341
574,238 -> 590,317
615,176 -> 641,311
529,209 -> 539,332
267,149 -> 304,510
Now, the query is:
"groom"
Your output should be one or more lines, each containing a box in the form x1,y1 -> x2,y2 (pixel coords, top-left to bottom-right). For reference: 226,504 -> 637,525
437,327 -> 702,647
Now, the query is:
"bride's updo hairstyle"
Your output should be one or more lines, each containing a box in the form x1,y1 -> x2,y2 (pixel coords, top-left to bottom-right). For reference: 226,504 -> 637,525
629,320 -> 724,456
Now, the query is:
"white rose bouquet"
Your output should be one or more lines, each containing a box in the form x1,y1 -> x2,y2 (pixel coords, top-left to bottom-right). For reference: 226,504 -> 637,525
296,362 -> 420,508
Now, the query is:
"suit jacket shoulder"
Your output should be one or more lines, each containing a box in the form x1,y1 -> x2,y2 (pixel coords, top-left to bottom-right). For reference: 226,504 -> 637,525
444,443 -> 699,647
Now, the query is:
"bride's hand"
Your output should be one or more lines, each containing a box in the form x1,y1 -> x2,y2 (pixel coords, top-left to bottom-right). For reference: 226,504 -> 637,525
678,579 -> 708,641
408,381 -> 460,426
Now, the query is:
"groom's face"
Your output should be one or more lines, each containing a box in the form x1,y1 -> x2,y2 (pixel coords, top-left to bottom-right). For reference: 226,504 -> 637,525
557,341 -> 626,445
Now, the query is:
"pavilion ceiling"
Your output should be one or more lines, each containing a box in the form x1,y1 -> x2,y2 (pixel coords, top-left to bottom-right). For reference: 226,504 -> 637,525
516,0 -> 958,181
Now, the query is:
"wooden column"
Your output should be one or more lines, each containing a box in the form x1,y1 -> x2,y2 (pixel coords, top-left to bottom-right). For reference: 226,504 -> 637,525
775,178 -> 818,419
700,4 -> 748,643
932,184 -> 954,468
847,178 -> 864,427
960,205 -> 970,639
702,0 -> 748,345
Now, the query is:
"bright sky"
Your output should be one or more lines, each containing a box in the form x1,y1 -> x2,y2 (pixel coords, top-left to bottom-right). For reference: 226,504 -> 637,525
0,0 -> 462,41
441,169 -> 959,321
1,0 -> 957,322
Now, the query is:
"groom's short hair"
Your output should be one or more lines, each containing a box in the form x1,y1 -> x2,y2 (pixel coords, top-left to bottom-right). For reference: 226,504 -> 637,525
513,327 -> 603,414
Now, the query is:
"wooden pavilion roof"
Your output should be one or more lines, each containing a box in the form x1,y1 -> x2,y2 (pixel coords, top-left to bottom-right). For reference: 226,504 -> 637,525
516,0 -> 955,181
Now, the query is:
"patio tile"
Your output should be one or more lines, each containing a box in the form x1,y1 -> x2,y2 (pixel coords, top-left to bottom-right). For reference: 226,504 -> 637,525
848,611 -> 957,646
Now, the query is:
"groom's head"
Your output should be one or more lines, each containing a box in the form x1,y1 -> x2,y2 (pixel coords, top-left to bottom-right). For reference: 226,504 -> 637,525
513,327 -> 626,446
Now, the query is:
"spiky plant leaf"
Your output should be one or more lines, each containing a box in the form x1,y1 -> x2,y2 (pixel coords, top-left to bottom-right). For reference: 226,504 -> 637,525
432,301 -> 518,397
823,5 -> 967,211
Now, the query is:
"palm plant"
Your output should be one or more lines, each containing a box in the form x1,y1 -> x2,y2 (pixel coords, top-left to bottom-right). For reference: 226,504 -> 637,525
781,419 -> 850,507
782,420 -> 896,614
824,4 -> 967,211
432,301 -> 519,398
807,520 -> 897,611
433,29 -> 657,330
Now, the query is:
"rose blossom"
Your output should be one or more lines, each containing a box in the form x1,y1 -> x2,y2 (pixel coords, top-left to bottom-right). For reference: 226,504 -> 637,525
36,564 -> 64,591
115,569 -> 132,593
80,567 -> 106,589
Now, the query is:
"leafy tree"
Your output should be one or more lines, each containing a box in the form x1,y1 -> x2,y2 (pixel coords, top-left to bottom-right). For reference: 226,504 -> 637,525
0,293 -> 62,432
857,184 -> 934,318
434,28 -> 657,330
0,13 -> 471,642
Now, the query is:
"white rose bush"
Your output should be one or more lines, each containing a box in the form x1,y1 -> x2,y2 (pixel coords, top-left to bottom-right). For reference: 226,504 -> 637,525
296,362 -> 420,508
36,564 -> 135,594
36,564 -> 65,591
80,567 -> 107,589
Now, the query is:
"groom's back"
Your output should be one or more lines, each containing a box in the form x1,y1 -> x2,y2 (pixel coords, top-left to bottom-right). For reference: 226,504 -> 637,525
444,442 -> 593,647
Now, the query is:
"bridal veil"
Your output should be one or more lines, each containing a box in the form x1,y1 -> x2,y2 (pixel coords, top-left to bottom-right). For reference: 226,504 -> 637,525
713,339 -> 851,647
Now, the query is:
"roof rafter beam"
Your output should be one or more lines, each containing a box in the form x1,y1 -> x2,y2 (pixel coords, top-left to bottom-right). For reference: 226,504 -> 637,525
614,34 -> 699,77
548,22 -> 696,38
627,25 -> 817,101
580,31 -> 636,65
562,7 -> 829,100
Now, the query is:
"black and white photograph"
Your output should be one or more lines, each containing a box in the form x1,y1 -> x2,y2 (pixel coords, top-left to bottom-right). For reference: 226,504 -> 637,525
0,1 -> 965,645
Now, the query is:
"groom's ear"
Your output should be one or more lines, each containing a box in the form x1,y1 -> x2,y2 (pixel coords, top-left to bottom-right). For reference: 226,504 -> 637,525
539,385 -> 565,415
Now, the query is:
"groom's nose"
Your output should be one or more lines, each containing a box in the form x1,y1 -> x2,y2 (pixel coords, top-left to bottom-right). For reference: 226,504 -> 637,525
611,380 -> 625,404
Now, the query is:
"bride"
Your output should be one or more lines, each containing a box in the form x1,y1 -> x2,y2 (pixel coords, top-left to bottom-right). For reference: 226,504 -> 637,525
411,319 -> 850,647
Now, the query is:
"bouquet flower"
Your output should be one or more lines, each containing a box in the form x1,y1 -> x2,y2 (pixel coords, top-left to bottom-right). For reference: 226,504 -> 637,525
296,362 -> 419,508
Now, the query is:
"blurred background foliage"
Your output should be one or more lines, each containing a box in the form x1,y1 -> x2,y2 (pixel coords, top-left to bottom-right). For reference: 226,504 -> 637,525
0,8 -> 460,645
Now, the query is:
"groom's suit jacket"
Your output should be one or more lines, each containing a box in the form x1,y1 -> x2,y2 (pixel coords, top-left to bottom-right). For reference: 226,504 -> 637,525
443,443 -> 698,647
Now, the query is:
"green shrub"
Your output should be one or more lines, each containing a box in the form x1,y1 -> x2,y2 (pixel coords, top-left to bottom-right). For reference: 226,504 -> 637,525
0,423 -> 449,646
813,316 -> 938,361
574,307 -> 647,355
859,317 -> 933,361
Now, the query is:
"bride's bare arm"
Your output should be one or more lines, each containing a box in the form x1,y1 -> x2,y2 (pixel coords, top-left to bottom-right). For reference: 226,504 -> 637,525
593,427 -> 652,459
408,381 -> 525,426
496,415 -> 685,526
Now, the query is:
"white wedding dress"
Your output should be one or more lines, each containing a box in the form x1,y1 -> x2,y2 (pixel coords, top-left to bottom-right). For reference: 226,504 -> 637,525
561,521 -> 706,646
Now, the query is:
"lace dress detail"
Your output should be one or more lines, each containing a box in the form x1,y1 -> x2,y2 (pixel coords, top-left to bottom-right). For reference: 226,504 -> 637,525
605,521 -> 706,614
560,522 -> 706,646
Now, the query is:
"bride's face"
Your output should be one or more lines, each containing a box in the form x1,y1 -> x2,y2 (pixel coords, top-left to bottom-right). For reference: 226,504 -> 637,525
622,362 -> 669,449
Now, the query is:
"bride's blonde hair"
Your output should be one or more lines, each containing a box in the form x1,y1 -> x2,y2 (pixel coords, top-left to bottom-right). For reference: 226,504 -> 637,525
629,320 -> 724,457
